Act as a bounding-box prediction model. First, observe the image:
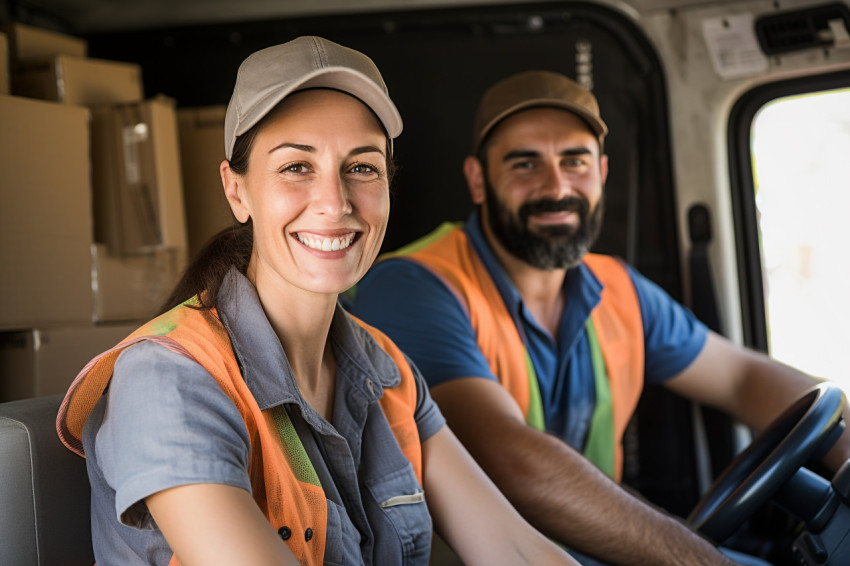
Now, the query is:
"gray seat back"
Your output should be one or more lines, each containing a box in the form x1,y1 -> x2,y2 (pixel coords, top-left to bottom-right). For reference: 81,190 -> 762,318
0,394 -> 94,565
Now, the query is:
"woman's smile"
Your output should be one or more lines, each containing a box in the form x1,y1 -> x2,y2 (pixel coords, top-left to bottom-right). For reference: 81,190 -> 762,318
293,231 -> 360,253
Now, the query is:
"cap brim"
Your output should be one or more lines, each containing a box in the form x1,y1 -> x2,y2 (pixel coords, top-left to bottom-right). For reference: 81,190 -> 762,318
234,66 -> 403,142
477,98 -> 608,150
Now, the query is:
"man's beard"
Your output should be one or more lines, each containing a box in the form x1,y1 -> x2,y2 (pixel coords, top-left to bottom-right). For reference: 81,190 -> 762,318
483,175 -> 604,270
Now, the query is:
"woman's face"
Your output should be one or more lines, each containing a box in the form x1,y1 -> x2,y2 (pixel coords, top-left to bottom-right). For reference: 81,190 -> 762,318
224,89 -> 390,297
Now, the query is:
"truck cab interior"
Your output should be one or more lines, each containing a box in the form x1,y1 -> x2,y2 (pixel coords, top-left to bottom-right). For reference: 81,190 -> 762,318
1,0 -> 849,564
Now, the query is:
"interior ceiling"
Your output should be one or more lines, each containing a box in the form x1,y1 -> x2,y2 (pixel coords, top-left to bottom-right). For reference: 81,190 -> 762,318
18,0 -> 726,33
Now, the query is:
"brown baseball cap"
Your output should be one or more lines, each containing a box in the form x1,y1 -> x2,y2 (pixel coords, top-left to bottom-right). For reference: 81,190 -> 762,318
224,36 -> 403,159
472,70 -> 608,152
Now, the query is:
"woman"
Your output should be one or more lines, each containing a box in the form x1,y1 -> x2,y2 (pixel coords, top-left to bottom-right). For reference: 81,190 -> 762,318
57,36 -> 578,565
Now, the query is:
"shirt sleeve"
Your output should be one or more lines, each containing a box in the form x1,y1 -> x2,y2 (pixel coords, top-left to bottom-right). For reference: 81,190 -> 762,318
406,353 -> 447,443
94,340 -> 252,527
627,265 -> 709,384
349,258 -> 497,388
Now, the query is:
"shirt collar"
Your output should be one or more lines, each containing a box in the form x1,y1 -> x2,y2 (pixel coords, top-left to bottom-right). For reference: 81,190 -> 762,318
216,268 -> 401,412
462,209 -> 603,346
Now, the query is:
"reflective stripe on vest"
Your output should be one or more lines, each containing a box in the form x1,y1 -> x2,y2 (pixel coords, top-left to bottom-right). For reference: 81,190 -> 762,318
56,299 -> 423,565
389,222 -> 644,481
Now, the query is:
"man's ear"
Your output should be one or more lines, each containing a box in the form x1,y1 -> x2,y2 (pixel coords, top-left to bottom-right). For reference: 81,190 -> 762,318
463,155 -> 486,205
220,159 -> 251,223
600,154 -> 609,184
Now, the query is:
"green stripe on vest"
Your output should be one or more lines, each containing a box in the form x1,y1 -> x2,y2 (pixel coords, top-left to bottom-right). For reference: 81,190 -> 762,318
344,221 -> 461,302
270,405 -> 322,488
524,350 -> 545,431
583,319 -> 615,478
383,221 -> 462,258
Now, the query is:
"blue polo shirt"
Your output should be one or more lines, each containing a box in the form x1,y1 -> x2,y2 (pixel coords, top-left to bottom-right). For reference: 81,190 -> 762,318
348,210 -> 708,452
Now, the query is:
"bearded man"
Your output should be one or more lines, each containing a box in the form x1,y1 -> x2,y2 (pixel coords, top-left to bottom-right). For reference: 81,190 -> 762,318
347,71 -> 849,566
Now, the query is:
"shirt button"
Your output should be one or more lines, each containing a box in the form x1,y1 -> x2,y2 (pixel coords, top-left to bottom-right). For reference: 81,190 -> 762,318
278,526 -> 292,540
305,527 -> 314,542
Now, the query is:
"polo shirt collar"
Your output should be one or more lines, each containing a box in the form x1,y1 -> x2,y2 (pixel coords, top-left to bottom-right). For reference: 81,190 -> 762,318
462,210 -> 603,347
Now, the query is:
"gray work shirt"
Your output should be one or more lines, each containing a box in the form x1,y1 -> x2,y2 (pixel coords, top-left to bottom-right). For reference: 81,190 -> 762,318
83,268 -> 446,565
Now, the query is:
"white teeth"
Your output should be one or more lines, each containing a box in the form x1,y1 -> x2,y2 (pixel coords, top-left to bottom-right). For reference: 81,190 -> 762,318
297,233 -> 355,252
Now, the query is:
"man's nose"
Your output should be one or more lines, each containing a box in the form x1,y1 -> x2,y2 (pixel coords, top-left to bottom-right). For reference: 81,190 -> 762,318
539,162 -> 574,199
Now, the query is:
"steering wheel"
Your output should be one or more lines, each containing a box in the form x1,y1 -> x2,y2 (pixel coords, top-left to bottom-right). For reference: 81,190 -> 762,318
687,383 -> 846,544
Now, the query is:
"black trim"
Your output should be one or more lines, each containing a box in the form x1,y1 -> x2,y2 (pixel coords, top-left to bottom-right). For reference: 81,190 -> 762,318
728,69 -> 850,351
755,2 -> 850,56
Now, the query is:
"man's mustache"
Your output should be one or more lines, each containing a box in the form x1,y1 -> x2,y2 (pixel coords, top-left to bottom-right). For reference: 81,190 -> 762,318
519,196 -> 589,222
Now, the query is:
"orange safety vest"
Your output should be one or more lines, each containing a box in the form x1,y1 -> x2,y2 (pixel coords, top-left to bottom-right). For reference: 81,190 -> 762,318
57,299 -> 423,566
385,222 -> 644,481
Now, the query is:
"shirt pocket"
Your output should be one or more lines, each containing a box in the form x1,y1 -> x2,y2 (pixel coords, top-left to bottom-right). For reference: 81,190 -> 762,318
323,499 -> 361,566
366,464 -> 432,565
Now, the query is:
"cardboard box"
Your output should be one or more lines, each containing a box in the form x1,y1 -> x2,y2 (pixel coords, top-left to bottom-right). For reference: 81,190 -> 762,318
92,244 -> 186,323
12,54 -> 142,105
91,96 -> 188,255
0,95 -> 93,331
0,324 -> 137,402
0,32 -> 8,95
177,106 -> 235,258
4,23 -> 87,60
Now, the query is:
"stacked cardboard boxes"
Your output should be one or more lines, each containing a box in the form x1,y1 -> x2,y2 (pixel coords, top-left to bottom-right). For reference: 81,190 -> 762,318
0,94 -> 93,329
177,106 -> 235,259
0,23 -> 189,401
3,22 -> 87,59
12,53 -> 142,105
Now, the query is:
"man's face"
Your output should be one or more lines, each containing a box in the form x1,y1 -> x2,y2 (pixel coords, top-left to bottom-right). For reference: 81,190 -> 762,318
477,107 -> 608,271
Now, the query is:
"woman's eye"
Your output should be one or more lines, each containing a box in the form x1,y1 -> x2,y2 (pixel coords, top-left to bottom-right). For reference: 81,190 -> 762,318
282,163 -> 308,174
349,163 -> 383,177
351,164 -> 376,174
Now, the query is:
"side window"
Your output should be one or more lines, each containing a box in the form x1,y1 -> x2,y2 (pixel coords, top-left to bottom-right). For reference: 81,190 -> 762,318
733,80 -> 850,387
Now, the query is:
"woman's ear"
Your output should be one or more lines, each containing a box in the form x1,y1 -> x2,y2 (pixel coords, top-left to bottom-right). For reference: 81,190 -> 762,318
463,155 -> 486,205
220,159 -> 251,223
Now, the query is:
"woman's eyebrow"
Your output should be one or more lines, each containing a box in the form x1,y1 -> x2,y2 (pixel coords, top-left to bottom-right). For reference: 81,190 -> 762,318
268,142 -> 314,154
267,143 -> 384,157
350,145 -> 385,158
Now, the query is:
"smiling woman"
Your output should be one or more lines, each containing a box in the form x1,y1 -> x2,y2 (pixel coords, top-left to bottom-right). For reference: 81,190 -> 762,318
54,36 -> 578,566
222,90 -> 391,300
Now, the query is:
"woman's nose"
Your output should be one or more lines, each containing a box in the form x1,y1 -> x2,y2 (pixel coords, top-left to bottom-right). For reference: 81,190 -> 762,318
313,175 -> 353,218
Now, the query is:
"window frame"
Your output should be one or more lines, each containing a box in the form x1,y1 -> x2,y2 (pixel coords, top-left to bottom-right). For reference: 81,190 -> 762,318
727,69 -> 850,352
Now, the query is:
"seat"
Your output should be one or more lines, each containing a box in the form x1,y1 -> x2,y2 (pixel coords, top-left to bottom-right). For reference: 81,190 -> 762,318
0,394 -> 94,565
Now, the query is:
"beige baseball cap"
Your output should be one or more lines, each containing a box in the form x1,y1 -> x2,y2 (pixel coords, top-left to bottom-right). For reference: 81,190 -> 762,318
472,70 -> 608,152
224,36 -> 403,159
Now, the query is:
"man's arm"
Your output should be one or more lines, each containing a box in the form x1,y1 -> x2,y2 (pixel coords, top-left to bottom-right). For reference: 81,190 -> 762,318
665,331 -> 850,473
431,376 -> 734,566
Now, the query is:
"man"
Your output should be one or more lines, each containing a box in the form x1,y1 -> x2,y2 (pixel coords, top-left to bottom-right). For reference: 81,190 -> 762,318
347,70 -> 850,565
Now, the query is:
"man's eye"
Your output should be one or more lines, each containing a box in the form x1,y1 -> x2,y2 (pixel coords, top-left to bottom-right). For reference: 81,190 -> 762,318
512,161 -> 535,170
